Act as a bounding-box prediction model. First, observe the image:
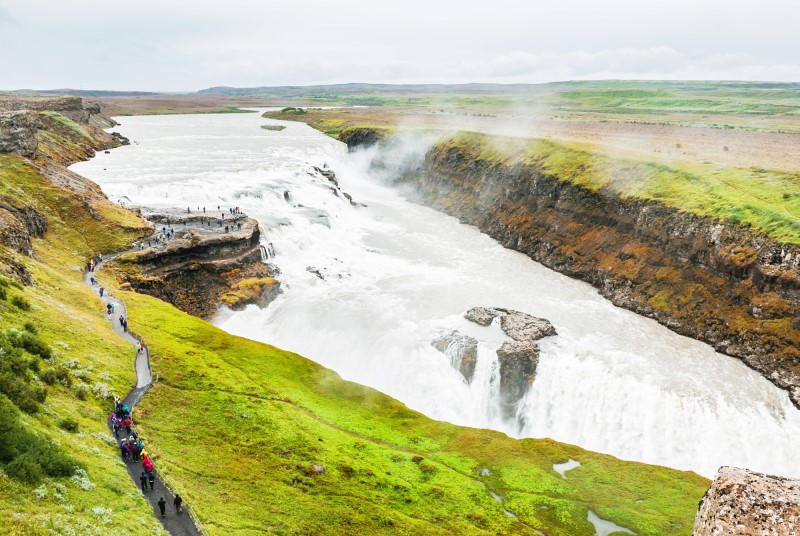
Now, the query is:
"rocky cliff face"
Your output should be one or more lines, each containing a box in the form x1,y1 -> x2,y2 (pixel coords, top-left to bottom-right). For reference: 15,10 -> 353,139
0,111 -> 40,157
396,139 -> 800,407
694,467 -> 800,535
113,212 -> 278,319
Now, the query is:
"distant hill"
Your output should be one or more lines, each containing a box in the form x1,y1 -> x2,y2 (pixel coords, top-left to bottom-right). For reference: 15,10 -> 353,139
1,89 -> 161,97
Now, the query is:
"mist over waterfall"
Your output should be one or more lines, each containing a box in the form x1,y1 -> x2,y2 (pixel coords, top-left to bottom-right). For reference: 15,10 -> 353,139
71,110 -> 800,479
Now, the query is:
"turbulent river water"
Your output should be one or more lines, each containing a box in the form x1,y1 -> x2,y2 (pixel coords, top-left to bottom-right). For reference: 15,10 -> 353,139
71,110 -> 800,479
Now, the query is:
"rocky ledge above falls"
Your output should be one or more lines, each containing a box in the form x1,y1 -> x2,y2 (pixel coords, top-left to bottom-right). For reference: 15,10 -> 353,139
694,466 -> 800,535
110,210 -> 279,319
430,307 -> 556,423
466,307 -> 557,421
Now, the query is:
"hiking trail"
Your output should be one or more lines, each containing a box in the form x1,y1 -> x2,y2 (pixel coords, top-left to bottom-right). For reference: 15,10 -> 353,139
84,255 -> 202,536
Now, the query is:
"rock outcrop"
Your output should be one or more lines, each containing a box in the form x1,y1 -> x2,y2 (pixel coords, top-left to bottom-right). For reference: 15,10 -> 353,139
431,331 -> 479,383
694,466 -> 800,535
113,211 -> 278,319
0,111 -> 39,157
464,307 -> 556,420
0,201 -> 47,256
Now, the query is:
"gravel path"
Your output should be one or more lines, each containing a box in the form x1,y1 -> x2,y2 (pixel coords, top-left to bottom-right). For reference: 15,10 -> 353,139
84,257 -> 202,536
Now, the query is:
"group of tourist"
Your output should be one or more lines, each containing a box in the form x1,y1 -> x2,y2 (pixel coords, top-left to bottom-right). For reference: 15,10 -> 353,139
109,398 -> 184,518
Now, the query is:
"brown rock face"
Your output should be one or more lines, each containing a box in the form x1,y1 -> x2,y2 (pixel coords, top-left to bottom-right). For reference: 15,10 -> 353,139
464,307 -> 556,421
431,331 -> 479,383
694,466 -> 800,535
114,213 -> 278,319
0,111 -> 39,157
0,200 -> 47,256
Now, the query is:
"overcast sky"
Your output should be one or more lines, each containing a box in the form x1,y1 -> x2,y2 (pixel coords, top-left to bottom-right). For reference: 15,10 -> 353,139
1,0 -> 798,91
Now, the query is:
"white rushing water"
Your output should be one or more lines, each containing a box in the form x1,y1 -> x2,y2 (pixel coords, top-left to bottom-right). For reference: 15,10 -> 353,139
71,110 -> 800,479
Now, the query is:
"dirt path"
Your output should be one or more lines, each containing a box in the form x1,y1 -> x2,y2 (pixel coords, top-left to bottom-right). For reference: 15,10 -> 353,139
84,258 -> 202,536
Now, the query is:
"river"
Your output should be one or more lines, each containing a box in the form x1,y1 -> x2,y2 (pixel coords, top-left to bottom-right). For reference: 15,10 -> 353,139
70,110 -> 800,479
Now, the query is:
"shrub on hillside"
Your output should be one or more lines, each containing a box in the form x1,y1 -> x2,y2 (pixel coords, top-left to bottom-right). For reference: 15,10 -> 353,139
22,322 -> 37,334
0,286 -> 6,301
10,295 -> 30,310
59,417 -> 79,433
6,452 -> 44,485
40,366 -> 72,387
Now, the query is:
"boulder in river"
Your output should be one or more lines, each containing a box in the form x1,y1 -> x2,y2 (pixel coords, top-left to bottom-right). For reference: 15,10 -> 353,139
694,466 -> 800,535
465,306 -> 556,422
496,340 -> 539,420
431,330 -> 479,383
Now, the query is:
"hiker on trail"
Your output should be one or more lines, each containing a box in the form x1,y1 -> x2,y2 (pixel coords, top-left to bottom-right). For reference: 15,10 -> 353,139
140,446 -> 149,460
237,222 -> 241,231
143,456 -> 154,473
113,418 -> 121,439
148,470 -> 155,490
123,403 -> 131,416
122,318 -> 128,332
124,416 -> 132,434
203,207 -> 206,213
130,440 -> 140,461
95,254 -> 101,265
106,303 -> 112,315
187,207 -> 191,213
174,494 -> 183,514
158,497 -> 167,518
224,225 -> 229,233
119,315 -> 125,328
100,287 -> 105,297
120,440 -> 130,462
140,471 -> 148,492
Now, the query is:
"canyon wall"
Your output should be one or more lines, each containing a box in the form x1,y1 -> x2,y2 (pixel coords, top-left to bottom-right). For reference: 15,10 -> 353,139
359,134 -> 800,406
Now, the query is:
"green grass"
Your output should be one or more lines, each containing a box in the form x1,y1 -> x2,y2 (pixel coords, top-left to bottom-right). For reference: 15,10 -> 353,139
108,287 -> 708,535
443,132 -> 800,244
0,153 -> 161,534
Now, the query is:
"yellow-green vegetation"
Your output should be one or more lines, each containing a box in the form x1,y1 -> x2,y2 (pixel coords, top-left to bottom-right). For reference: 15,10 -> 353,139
262,109 -> 396,140
0,154 -> 162,534
219,276 -> 278,308
105,287 -> 708,535
445,131 -> 800,244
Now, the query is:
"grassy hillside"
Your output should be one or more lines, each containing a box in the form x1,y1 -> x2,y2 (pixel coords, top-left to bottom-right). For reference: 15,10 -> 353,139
0,153 -> 161,535
88,277 -> 709,535
442,132 -> 800,244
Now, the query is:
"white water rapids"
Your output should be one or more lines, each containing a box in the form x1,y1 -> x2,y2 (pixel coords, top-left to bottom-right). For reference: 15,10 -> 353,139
71,110 -> 800,479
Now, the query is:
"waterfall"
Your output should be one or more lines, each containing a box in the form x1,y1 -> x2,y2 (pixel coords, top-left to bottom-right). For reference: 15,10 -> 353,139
71,109 -> 800,479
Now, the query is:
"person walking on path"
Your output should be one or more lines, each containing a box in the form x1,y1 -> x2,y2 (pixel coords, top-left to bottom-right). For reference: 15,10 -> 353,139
148,470 -> 156,490
174,494 -> 183,514
158,497 -> 167,518
140,472 -> 148,492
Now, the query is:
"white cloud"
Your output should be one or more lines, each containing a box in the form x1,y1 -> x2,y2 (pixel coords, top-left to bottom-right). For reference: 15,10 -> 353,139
0,0 -> 798,89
